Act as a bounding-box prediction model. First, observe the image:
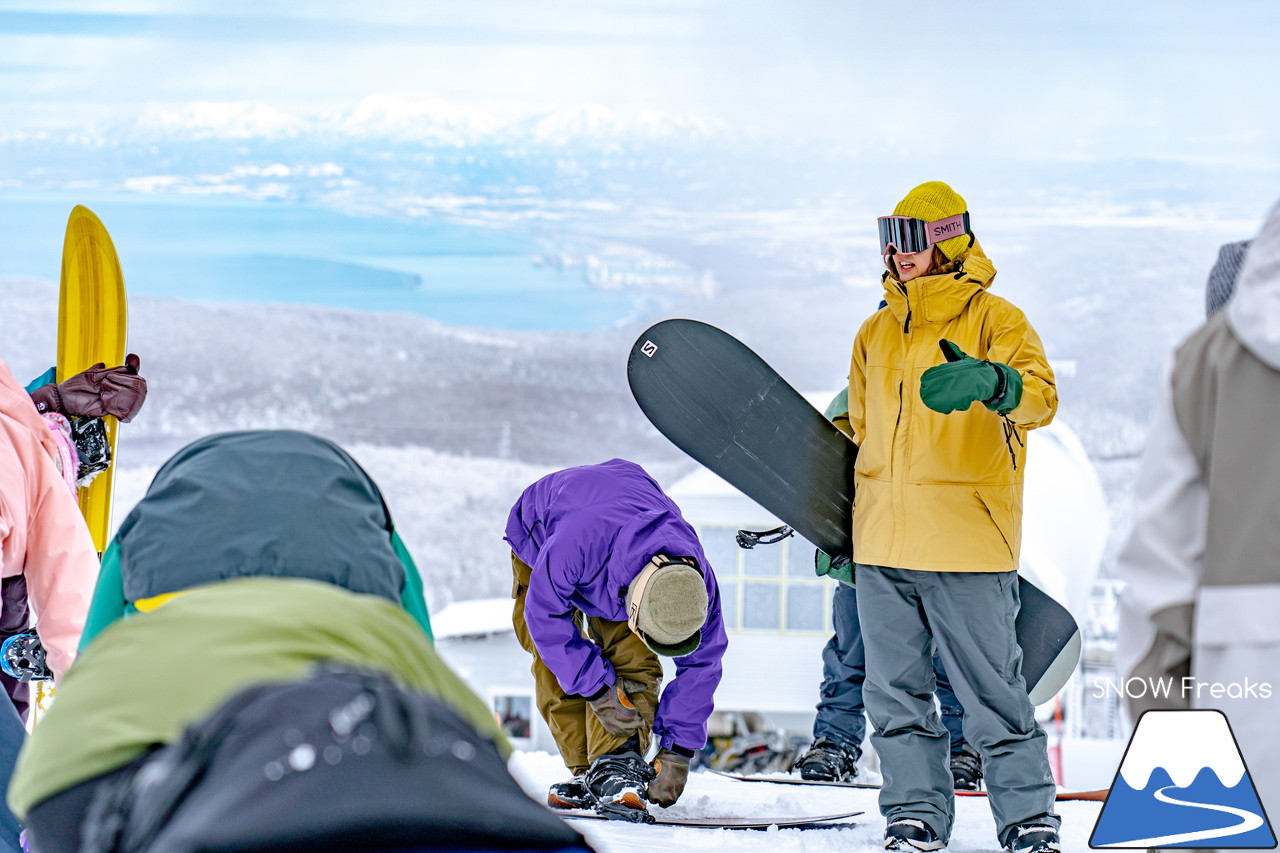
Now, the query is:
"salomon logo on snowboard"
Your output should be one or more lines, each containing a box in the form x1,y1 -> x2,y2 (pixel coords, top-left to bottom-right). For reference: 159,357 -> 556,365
641,340 -> 658,357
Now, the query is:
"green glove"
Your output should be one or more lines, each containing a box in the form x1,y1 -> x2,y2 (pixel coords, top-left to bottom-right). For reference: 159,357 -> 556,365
815,549 -> 855,587
919,340 -> 1022,415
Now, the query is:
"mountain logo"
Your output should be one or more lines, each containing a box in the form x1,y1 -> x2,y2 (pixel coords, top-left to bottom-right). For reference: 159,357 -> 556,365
1091,710 -> 1276,848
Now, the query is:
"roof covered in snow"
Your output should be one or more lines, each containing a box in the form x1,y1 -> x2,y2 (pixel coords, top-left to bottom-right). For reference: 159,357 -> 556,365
431,597 -> 515,640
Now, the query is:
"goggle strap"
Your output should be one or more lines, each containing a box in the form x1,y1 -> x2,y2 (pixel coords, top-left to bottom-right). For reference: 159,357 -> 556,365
925,211 -> 970,245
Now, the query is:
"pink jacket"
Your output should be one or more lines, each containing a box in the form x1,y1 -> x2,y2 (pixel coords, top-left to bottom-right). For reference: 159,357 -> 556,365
0,360 -> 97,679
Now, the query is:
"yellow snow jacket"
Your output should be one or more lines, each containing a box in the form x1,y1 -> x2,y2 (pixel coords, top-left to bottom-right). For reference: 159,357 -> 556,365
841,240 -> 1056,573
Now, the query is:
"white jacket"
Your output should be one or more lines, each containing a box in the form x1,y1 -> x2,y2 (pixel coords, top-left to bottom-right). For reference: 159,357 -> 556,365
1116,198 -> 1280,821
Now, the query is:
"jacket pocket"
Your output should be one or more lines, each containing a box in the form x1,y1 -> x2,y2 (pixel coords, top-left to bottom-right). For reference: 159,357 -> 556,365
973,486 -> 1017,562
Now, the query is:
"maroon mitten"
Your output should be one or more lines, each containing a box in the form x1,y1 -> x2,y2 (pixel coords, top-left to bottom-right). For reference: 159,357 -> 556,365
29,354 -> 148,422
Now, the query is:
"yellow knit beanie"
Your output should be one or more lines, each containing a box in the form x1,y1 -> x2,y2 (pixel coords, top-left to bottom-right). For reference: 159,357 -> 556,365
892,181 -> 971,260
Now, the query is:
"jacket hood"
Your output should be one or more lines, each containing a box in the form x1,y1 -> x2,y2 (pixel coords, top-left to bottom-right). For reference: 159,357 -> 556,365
609,507 -> 705,586
882,237 -> 997,326
115,430 -> 405,603
1227,199 -> 1280,370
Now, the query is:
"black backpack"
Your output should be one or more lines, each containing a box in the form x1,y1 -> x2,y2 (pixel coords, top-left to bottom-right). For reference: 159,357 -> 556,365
81,666 -> 589,853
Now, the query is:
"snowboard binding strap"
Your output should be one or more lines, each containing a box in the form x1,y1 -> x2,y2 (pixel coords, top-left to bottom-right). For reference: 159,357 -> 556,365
735,525 -> 794,549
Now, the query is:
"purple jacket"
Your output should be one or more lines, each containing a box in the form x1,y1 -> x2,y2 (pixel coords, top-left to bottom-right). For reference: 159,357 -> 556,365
504,458 -> 727,752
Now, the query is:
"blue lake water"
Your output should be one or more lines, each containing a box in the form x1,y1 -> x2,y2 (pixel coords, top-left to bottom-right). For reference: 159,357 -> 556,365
0,194 -> 661,330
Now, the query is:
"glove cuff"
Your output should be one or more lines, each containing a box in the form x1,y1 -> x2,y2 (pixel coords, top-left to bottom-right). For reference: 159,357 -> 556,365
983,361 -> 1007,408
982,362 -> 1023,415
29,384 -> 63,415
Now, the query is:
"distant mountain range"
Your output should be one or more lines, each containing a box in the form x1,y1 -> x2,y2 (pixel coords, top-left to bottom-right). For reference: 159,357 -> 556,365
2,97 -> 729,151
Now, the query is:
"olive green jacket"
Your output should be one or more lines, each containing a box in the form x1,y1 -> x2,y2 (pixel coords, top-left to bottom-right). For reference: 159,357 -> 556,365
10,577 -> 505,818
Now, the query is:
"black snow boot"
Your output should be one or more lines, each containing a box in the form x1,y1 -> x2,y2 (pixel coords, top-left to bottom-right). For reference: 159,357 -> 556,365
585,747 -> 655,823
796,737 -> 860,782
1003,823 -> 1061,853
884,818 -> 946,851
950,745 -> 983,791
546,774 -> 595,810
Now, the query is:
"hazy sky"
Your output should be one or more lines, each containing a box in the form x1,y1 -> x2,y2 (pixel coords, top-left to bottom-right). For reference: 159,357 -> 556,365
2,0 -> 1278,166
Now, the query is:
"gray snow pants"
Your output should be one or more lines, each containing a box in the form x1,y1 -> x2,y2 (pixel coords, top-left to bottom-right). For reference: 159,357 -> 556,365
856,565 -> 1058,847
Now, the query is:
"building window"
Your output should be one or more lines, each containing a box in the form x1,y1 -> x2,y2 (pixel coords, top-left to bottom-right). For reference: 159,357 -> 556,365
786,537 -> 816,577
493,694 -> 533,741
742,542 -> 780,577
701,526 -> 741,579
698,524 -> 833,636
785,583 -> 825,631
743,582 -> 781,630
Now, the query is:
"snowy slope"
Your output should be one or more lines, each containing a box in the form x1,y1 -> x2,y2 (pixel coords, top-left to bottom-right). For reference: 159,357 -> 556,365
0,277 -> 684,464
0,275 -> 697,608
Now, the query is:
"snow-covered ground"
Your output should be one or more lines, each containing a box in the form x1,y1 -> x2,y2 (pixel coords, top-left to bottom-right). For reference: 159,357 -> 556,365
509,751 -> 1103,853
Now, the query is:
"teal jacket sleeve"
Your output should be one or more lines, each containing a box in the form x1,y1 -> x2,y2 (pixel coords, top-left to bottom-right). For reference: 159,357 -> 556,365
78,538 -> 125,651
391,530 -> 433,642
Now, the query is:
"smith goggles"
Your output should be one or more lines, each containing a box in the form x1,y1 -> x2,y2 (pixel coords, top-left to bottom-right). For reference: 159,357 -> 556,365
878,211 -> 971,255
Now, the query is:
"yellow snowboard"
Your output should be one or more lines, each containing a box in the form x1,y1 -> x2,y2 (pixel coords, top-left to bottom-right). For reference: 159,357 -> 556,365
57,206 -> 127,554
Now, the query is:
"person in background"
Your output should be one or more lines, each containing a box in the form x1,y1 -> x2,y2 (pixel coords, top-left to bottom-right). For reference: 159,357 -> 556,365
0,358 -> 135,853
0,355 -> 148,722
506,458 -> 727,822
1116,200 -> 1280,826
845,182 -> 1059,852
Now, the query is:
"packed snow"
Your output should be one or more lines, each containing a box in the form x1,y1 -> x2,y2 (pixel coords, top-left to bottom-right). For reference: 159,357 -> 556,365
509,751 -> 1103,853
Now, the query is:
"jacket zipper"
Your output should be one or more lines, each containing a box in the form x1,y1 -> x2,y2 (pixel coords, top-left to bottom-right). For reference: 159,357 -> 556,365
892,281 -> 913,565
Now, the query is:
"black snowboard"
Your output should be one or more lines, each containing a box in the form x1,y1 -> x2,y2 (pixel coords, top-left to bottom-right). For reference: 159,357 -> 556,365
627,318 -> 1081,705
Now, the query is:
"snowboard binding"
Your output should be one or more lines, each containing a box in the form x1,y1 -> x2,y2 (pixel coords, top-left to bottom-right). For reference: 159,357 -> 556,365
1,631 -> 52,682
735,525 -> 794,549
70,416 -> 112,487
595,801 -> 656,824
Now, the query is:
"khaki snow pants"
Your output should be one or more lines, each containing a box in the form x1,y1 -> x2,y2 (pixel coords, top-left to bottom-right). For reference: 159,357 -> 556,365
511,552 -> 661,774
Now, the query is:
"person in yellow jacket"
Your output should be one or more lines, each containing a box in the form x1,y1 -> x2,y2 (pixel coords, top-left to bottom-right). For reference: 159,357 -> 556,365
842,182 -> 1060,853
